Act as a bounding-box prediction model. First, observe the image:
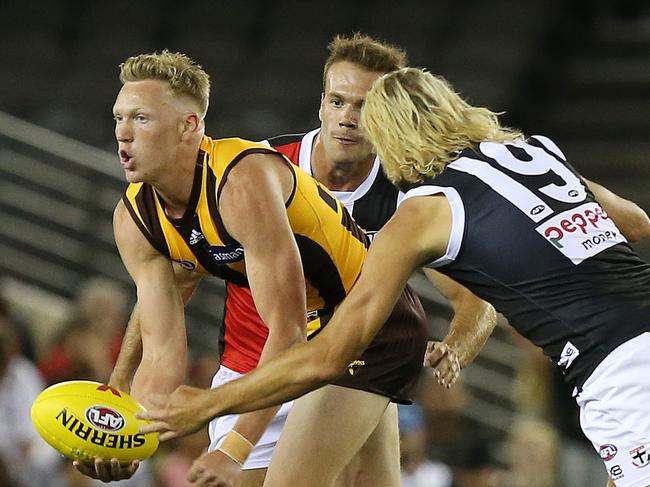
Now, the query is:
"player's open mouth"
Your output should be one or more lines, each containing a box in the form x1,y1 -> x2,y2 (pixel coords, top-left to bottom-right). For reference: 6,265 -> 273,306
119,150 -> 135,168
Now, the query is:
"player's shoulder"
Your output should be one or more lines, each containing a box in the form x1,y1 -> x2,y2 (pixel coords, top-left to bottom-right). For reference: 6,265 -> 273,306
212,136 -> 271,153
263,132 -> 306,149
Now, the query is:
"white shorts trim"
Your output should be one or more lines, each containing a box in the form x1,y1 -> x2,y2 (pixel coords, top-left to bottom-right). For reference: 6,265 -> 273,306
208,365 -> 294,470
576,332 -> 650,486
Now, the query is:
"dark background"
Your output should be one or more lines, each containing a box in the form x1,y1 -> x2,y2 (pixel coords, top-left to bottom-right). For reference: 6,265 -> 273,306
0,2 -> 648,485
2,0 -> 648,255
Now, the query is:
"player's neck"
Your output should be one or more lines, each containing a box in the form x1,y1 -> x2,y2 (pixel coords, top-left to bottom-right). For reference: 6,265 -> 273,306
154,148 -> 199,219
311,140 -> 375,192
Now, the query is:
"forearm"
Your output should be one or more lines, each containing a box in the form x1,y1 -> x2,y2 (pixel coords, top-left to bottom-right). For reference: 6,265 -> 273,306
109,304 -> 142,392
206,339 -> 334,419
424,269 -> 496,367
130,285 -> 187,407
443,299 -> 496,367
131,353 -> 186,408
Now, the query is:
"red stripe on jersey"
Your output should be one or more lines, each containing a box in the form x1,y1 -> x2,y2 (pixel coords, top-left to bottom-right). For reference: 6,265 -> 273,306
221,282 -> 269,372
220,138 -> 303,373
273,140 -> 302,163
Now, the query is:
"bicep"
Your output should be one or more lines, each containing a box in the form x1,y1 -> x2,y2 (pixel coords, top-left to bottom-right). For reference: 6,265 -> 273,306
585,178 -> 650,242
219,154 -> 306,332
113,202 -> 185,350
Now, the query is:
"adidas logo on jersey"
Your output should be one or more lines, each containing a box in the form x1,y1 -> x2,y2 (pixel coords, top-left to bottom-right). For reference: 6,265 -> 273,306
189,229 -> 205,245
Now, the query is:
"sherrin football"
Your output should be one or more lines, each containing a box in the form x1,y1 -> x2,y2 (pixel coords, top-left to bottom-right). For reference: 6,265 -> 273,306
31,380 -> 159,464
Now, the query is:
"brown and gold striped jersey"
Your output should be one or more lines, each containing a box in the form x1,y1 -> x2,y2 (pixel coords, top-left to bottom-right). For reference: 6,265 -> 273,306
122,135 -> 368,335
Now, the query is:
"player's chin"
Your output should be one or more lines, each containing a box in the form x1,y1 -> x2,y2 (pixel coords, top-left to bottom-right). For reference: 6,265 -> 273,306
334,148 -> 369,165
124,170 -> 144,183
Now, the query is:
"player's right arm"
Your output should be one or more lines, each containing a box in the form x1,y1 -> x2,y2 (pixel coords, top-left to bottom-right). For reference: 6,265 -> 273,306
112,200 -> 188,405
109,265 -> 201,393
109,303 -> 142,392
585,178 -> 650,242
76,201 -> 188,483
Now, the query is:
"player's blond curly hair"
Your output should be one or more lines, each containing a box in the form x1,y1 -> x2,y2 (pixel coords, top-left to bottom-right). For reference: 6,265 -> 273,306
120,50 -> 210,118
361,68 -> 523,185
323,33 -> 408,89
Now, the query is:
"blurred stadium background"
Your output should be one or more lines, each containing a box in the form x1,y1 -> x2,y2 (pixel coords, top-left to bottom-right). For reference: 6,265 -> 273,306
0,0 -> 648,486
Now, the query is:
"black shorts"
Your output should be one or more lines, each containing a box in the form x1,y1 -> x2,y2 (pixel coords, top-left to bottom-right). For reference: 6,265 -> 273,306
328,284 -> 428,404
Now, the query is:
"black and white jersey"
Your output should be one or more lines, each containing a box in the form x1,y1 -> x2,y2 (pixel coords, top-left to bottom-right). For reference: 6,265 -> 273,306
402,135 -> 650,390
265,128 -> 401,234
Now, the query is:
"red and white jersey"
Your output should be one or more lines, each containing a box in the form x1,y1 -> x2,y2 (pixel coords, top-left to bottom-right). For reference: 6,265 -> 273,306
220,129 -> 401,373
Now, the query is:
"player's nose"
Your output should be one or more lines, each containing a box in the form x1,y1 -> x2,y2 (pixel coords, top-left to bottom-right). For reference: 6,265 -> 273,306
339,105 -> 359,128
115,122 -> 133,142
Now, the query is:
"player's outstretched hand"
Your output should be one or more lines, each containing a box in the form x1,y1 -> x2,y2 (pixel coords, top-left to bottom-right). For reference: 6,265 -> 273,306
73,458 -> 139,482
423,341 -> 461,388
137,385 -> 213,441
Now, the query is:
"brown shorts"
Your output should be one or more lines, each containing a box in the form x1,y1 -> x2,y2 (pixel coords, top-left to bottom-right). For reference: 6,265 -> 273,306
326,284 -> 428,404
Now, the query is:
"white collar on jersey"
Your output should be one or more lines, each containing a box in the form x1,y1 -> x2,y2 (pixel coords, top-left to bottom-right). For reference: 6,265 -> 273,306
301,128 -> 382,207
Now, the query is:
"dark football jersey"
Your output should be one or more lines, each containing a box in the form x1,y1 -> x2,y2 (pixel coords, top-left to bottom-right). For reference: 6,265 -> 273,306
122,135 -> 369,374
403,135 -> 650,389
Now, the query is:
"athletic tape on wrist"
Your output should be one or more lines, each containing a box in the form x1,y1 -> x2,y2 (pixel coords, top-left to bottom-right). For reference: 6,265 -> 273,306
217,430 -> 254,466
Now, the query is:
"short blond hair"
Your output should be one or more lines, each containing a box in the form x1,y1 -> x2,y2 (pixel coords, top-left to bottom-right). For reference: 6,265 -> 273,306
362,68 -> 522,185
323,33 -> 408,89
120,50 -> 210,117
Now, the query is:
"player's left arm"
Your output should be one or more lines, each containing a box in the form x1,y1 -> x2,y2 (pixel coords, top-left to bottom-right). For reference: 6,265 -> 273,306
422,269 -> 496,387
585,178 -> 650,242
211,152 -> 307,455
138,194 -> 452,440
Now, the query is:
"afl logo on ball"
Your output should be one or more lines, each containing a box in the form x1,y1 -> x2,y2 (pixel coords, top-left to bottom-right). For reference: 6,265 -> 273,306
85,406 -> 126,432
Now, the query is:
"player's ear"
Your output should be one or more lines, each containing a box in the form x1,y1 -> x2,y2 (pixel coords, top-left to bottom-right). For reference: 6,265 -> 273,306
181,112 -> 202,137
318,93 -> 325,122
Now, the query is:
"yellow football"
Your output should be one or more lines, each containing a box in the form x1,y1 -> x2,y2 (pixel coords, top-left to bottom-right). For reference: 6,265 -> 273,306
31,380 -> 159,464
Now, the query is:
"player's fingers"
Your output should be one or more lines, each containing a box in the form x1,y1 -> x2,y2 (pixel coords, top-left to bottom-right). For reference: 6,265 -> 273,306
424,344 -> 449,368
73,460 -> 99,479
94,458 -> 112,482
138,419 -> 169,434
432,355 -> 458,386
110,458 -> 139,479
187,462 -> 203,482
438,357 -> 460,388
127,459 -> 141,477
136,409 -> 168,422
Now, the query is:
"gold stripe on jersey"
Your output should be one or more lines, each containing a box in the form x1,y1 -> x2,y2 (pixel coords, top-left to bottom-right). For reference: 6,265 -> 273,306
122,135 -> 368,329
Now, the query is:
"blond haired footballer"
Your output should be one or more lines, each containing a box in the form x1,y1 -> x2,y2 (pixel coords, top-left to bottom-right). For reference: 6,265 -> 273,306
207,33 -> 495,487
140,68 -> 650,487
